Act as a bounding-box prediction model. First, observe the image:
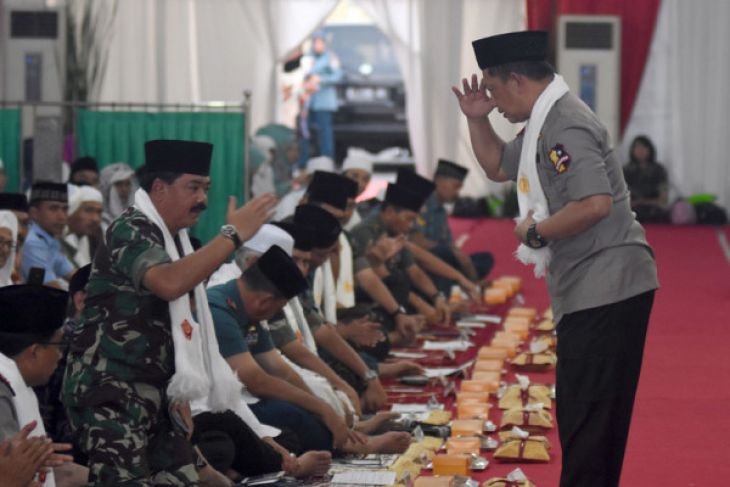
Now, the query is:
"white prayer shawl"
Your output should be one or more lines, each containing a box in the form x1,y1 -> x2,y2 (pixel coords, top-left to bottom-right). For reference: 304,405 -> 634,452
278,353 -> 351,419
514,74 -> 570,277
63,232 -> 91,268
283,297 -> 318,353
0,210 -> 17,287
0,353 -> 55,487
312,261 -> 337,323
335,233 -> 355,308
132,188 -> 241,410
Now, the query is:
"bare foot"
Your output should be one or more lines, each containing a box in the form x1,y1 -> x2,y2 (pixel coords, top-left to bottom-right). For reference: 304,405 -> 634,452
364,431 -> 411,454
341,431 -> 411,455
291,451 -> 332,478
355,412 -> 401,435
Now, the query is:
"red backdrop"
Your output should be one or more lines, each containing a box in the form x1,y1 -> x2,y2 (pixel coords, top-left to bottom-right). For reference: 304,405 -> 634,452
526,0 -> 661,135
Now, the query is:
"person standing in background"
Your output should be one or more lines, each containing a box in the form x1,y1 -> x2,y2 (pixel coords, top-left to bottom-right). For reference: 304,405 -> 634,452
298,30 -> 343,167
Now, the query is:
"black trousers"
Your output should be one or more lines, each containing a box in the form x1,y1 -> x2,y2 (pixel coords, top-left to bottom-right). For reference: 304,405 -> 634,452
556,290 -> 654,487
193,411 -> 298,476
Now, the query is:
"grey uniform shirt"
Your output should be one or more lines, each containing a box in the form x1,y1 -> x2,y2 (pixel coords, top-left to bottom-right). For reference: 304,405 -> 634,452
0,381 -> 19,440
500,92 -> 658,322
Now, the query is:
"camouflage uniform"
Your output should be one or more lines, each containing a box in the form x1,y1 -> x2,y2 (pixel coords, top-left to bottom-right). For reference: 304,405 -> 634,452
349,209 -> 414,305
413,193 -> 494,291
62,207 -> 197,486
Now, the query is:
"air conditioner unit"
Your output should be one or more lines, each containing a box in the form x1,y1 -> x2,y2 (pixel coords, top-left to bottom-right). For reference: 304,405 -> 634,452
2,0 -> 65,102
556,15 -> 621,144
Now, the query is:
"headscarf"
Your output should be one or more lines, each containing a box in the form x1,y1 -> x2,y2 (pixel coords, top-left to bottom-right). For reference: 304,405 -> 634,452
0,210 -> 18,287
99,163 -> 137,226
256,124 -> 297,196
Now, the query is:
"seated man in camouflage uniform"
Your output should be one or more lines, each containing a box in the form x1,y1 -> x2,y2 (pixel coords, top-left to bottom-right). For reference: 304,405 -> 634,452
62,140 -> 276,485
411,159 -> 494,294
349,176 -> 450,343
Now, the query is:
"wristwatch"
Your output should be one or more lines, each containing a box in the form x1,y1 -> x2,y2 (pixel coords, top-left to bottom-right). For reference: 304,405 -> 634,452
526,223 -> 548,249
389,305 -> 407,318
364,369 -> 379,381
220,224 -> 243,249
430,291 -> 445,303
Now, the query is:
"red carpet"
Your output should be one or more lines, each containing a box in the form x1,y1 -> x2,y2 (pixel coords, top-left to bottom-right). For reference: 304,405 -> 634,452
449,218 -> 730,486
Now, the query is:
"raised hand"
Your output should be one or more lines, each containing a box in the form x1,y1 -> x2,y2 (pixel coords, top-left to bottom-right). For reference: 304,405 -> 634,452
226,193 -> 278,241
0,421 -> 53,487
452,74 -> 497,119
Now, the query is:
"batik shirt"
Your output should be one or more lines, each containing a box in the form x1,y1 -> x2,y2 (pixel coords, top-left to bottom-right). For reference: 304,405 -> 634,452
63,207 -> 174,407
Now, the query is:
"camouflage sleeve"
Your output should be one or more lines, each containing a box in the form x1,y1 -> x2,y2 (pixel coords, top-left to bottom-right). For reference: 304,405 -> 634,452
267,314 -> 297,349
108,214 -> 172,293
349,225 -> 373,273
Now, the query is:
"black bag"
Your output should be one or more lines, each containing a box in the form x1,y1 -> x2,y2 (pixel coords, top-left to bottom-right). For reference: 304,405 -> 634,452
694,202 -> 728,225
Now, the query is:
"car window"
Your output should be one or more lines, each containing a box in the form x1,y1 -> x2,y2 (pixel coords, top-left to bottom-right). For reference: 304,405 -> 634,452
322,25 -> 401,78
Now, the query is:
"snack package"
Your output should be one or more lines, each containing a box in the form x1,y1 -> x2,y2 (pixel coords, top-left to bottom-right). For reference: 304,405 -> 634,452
499,406 -> 554,432
510,351 -> 557,371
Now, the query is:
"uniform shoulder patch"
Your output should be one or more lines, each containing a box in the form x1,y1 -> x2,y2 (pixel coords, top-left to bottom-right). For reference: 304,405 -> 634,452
548,144 -> 571,174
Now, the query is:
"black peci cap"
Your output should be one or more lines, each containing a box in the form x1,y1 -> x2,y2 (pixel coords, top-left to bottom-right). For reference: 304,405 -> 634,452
435,159 -> 469,181
30,182 -> 68,204
306,171 -> 358,210
0,193 -> 30,212
294,204 -> 341,249
256,245 -> 308,299
472,31 -> 548,70
0,285 -> 68,335
143,140 -> 213,176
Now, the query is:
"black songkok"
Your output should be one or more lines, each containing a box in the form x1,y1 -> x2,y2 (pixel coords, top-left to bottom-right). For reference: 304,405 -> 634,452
396,168 -> 435,200
256,245 -> 308,299
30,182 -> 68,204
0,285 -> 68,335
0,193 -> 30,212
143,140 -> 213,176
306,171 -> 358,210
472,31 -> 548,70
383,183 -> 426,213
294,204 -> 341,249
435,159 -> 469,181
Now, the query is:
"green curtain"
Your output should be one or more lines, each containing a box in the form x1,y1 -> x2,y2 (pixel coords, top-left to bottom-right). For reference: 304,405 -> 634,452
0,109 -> 21,192
76,110 -> 246,243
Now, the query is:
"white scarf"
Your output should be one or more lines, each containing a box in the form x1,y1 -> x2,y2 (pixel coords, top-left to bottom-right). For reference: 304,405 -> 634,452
313,261 -> 337,323
132,188 -> 241,410
335,233 -> 355,308
283,297 -> 318,353
0,353 -> 55,487
515,74 -> 570,277
63,232 -> 91,268
0,210 -> 17,287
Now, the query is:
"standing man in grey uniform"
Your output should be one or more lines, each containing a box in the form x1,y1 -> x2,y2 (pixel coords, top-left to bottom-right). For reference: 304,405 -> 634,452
453,31 -> 658,487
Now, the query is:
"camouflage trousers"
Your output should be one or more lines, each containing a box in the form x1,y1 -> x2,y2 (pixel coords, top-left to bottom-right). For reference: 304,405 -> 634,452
65,381 -> 198,486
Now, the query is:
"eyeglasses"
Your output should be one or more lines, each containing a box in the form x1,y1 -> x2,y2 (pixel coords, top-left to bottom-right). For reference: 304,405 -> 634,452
0,239 -> 15,250
40,337 -> 69,350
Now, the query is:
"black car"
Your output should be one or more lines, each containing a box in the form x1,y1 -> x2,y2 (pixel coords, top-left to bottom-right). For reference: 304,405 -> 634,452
319,24 -> 410,163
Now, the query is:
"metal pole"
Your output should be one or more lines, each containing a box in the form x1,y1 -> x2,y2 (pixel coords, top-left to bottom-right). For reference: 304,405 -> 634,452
243,90 -> 251,202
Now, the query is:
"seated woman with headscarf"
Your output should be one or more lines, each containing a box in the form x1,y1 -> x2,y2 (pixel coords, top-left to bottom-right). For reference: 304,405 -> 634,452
0,210 -> 18,287
623,135 -> 670,222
